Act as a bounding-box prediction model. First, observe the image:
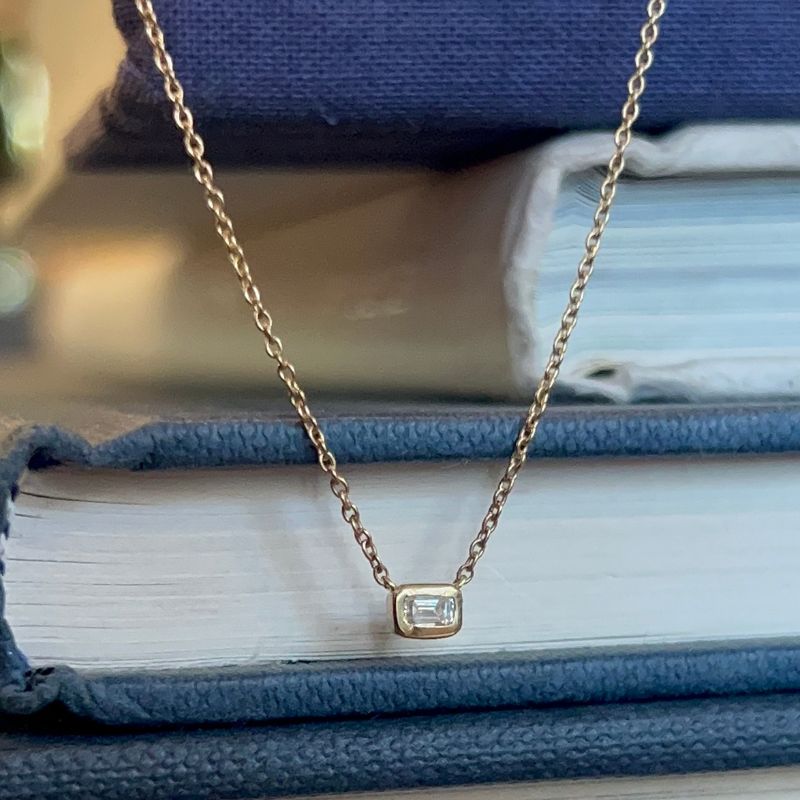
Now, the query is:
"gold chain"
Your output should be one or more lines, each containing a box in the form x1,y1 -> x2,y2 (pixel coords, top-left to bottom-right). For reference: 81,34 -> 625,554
134,0 -> 666,593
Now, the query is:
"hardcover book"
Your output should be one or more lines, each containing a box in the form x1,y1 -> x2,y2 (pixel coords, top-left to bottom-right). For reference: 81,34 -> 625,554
31,125 -> 800,402
2,403 -> 800,799
70,0 -> 800,168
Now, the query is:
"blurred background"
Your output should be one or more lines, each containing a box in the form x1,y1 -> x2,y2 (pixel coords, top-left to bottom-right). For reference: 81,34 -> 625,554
0,1 -> 133,408
0,1 -> 468,414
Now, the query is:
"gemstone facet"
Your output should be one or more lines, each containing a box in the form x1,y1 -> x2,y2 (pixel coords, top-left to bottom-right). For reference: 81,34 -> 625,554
391,584 -> 463,639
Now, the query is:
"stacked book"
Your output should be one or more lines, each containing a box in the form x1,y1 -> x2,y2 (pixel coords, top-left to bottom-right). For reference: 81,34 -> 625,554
2,2 -> 800,800
26,125 -> 800,402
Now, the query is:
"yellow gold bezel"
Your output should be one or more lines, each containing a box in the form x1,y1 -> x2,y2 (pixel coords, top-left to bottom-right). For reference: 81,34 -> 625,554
391,584 -> 463,639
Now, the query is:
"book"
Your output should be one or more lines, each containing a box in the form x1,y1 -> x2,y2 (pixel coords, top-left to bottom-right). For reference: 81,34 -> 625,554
7,449 -> 800,670
3,693 -> 800,799
3,405 -> 800,800
28,124 -> 800,401
70,0 -> 800,168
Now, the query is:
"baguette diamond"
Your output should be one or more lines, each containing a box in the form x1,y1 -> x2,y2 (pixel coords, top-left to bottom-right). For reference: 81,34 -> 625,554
391,584 -> 462,639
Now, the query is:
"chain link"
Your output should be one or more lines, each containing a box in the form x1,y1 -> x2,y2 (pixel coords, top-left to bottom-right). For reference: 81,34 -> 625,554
134,0 -> 665,593
454,0 -> 666,588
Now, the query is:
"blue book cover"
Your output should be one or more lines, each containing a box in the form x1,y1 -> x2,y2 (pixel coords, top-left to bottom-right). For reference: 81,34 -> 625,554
69,0 -> 800,168
2,403 -> 800,798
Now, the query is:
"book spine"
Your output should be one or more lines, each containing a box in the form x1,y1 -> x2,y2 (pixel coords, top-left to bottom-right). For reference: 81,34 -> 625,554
3,693 -> 800,800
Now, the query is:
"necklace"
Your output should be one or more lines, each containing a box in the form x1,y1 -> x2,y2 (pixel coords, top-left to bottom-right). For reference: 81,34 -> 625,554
133,0 -> 666,639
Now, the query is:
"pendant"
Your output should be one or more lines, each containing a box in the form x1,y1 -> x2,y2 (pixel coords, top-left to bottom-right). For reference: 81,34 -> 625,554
390,584 -> 463,639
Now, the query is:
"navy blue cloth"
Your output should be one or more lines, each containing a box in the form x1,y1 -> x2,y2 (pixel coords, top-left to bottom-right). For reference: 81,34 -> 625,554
71,0 -> 800,168
2,403 -> 799,482
3,642 -> 800,726
4,694 -> 800,799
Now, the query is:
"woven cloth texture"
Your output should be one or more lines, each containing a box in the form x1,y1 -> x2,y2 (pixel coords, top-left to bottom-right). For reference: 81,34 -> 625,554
70,0 -> 800,167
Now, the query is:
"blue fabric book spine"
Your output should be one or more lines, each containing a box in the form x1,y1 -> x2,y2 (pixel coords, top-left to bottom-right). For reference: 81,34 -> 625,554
1,404 -> 800,798
70,0 -> 800,168
4,694 -> 800,800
